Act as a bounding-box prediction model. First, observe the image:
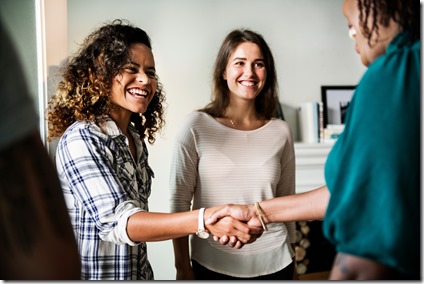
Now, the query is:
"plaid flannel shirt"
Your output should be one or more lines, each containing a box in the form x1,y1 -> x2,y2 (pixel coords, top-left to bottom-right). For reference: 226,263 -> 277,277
56,116 -> 154,280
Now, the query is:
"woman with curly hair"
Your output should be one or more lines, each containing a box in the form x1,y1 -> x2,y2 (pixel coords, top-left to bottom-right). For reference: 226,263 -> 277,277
207,0 -> 420,280
47,19 -> 262,280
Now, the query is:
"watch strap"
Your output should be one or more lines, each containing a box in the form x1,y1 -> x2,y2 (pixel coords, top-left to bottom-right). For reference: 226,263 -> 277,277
198,207 -> 206,231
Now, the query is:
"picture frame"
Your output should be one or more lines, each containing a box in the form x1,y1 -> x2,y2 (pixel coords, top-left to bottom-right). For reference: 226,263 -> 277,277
321,85 -> 356,127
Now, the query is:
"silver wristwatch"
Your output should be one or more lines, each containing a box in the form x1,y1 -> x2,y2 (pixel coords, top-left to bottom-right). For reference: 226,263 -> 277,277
196,208 -> 210,239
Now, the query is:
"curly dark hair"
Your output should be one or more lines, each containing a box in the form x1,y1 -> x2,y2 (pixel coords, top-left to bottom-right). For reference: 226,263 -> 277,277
47,19 -> 165,144
199,28 -> 279,120
358,0 -> 419,45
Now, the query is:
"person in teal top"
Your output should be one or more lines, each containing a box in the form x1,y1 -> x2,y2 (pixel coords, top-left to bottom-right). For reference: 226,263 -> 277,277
206,0 -> 420,279
323,30 -> 420,280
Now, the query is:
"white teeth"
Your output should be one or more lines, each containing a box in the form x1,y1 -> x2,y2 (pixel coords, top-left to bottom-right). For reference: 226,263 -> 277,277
128,88 -> 147,96
241,81 -> 255,86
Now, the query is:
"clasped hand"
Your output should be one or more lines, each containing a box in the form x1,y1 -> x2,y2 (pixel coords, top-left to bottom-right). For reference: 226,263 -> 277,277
205,204 -> 263,249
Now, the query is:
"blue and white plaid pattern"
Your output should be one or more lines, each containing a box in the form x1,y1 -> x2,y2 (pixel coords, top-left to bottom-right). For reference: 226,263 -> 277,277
56,117 -> 154,280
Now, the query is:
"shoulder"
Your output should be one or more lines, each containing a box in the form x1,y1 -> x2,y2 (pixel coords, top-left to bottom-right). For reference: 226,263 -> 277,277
58,120 -> 108,149
268,118 -> 292,137
174,111 -> 219,145
62,120 -> 101,136
362,36 -> 419,87
270,118 -> 294,144
264,119 -> 294,152
270,118 -> 290,129
181,111 -> 211,125
354,39 -> 419,113
177,111 -> 215,132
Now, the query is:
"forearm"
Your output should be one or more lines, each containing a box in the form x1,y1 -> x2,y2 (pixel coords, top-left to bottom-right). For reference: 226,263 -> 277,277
127,210 -> 198,242
260,186 -> 329,224
127,205 -> 261,243
207,186 -> 329,231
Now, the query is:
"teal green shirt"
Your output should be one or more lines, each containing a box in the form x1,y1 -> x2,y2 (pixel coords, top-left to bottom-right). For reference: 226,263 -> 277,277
323,32 -> 420,278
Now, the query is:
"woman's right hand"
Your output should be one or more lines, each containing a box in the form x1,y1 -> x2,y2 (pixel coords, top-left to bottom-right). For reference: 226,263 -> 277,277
206,204 -> 262,227
204,207 -> 263,248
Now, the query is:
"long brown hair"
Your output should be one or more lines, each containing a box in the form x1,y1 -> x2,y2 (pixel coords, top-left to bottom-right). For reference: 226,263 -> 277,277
199,29 -> 279,119
47,19 -> 165,144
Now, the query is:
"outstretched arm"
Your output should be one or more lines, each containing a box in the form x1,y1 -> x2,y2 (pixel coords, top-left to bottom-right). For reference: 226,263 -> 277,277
126,206 -> 262,245
206,186 -> 330,227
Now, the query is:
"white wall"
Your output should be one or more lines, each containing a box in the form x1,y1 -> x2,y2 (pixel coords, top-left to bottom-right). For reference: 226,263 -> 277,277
0,0 -> 38,114
62,0 -> 365,280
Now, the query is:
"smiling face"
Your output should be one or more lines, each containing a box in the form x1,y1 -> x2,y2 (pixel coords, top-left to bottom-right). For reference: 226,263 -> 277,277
223,42 -> 267,102
110,43 -> 157,117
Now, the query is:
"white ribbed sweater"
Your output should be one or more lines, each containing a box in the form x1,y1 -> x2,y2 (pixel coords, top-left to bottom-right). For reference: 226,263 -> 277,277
169,111 -> 296,277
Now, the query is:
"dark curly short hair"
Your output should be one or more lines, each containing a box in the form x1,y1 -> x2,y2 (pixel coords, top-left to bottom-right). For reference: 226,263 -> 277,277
358,0 -> 419,45
47,19 -> 165,144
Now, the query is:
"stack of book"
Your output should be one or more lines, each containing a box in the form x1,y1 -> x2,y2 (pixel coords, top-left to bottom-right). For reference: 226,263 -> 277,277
298,101 -> 322,144
298,102 -> 344,144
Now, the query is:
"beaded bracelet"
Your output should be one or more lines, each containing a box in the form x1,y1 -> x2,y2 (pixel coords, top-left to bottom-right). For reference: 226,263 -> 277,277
254,202 -> 268,231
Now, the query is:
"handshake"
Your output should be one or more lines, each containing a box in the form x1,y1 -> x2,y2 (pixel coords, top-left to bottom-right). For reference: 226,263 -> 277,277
200,187 -> 327,249
202,202 -> 268,249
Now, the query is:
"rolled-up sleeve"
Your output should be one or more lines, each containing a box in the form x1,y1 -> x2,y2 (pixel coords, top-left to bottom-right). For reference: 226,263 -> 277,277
57,123 -> 147,246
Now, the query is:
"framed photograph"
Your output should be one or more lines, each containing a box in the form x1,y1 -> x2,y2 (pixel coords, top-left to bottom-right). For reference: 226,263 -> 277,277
321,85 -> 356,127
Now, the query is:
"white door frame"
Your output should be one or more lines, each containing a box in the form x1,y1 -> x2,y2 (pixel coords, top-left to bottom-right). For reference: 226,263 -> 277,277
35,0 -> 68,156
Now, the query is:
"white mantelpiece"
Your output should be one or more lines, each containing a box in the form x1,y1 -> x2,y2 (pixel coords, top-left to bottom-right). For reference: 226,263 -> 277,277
294,143 -> 334,194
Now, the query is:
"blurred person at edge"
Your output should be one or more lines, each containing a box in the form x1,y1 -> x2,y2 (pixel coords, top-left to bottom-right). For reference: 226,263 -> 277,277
207,0 -> 420,280
0,17 -> 81,280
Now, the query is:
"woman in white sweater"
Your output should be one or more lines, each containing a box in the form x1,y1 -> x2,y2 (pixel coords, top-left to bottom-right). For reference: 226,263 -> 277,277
170,28 -> 296,280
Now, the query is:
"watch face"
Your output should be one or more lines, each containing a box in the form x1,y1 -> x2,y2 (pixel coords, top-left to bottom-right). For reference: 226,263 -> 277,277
197,230 -> 210,239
